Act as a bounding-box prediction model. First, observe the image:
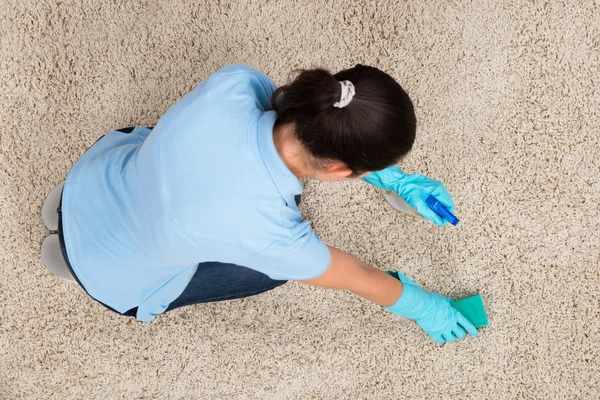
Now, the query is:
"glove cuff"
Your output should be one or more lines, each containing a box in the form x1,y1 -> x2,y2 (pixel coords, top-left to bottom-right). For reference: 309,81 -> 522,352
361,165 -> 407,192
383,275 -> 428,320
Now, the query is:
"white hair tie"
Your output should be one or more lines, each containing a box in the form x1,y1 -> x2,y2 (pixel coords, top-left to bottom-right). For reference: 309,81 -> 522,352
333,80 -> 355,108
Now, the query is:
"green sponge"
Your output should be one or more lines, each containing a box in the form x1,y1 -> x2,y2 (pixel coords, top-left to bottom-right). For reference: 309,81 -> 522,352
451,294 -> 488,328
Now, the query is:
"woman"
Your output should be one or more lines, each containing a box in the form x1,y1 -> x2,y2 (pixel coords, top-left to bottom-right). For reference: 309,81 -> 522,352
41,64 -> 477,344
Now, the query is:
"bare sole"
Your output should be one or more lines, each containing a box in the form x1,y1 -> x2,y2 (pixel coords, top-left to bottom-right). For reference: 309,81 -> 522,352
41,234 -> 76,283
42,181 -> 64,231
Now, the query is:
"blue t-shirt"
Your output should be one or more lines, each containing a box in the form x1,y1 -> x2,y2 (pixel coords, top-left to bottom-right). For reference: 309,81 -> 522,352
62,65 -> 331,322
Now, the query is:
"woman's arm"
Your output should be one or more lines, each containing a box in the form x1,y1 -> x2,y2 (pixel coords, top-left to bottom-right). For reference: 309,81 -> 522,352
298,246 -> 478,344
298,246 -> 403,307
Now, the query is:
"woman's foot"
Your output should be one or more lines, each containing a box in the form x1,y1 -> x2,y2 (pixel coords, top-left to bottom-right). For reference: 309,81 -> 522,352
42,182 -> 64,231
41,234 -> 76,283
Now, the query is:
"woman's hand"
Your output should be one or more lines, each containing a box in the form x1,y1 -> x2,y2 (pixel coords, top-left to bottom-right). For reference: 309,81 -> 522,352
384,271 -> 478,344
394,174 -> 455,226
362,166 -> 455,226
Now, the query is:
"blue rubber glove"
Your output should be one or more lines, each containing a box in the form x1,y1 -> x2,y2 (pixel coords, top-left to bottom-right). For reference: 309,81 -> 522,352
384,271 -> 478,344
362,166 -> 455,226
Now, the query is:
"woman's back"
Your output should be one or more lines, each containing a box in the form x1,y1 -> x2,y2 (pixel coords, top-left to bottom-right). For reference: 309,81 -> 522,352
61,65 -> 330,320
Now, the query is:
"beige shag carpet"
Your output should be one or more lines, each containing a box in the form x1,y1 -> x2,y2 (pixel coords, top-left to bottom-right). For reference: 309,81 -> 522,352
1,1 -> 599,399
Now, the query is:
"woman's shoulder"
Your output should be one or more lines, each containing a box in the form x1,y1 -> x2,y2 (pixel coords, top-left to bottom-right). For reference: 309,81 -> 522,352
211,64 -> 268,79
207,64 -> 277,102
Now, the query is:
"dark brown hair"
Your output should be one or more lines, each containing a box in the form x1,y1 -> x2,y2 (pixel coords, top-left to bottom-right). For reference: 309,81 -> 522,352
271,65 -> 416,175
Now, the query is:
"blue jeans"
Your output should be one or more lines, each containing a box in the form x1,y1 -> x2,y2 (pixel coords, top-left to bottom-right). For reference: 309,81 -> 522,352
163,262 -> 287,312
58,127 -> 288,318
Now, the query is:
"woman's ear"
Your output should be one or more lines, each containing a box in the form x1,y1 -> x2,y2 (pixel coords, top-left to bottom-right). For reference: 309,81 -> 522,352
325,162 -> 353,179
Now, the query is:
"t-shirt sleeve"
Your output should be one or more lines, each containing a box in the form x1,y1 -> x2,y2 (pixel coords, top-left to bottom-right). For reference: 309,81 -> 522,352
244,221 -> 332,281
210,64 -> 278,112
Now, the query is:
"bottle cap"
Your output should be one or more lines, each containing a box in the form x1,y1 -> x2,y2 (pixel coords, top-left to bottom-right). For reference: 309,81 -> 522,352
425,195 -> 459,226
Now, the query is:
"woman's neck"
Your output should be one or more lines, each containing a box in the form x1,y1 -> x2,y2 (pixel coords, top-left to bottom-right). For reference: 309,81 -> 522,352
272,123 -> 310,179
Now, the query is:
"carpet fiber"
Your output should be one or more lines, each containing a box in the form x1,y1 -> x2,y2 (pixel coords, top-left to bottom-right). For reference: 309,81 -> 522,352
1,1 -> 599,399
